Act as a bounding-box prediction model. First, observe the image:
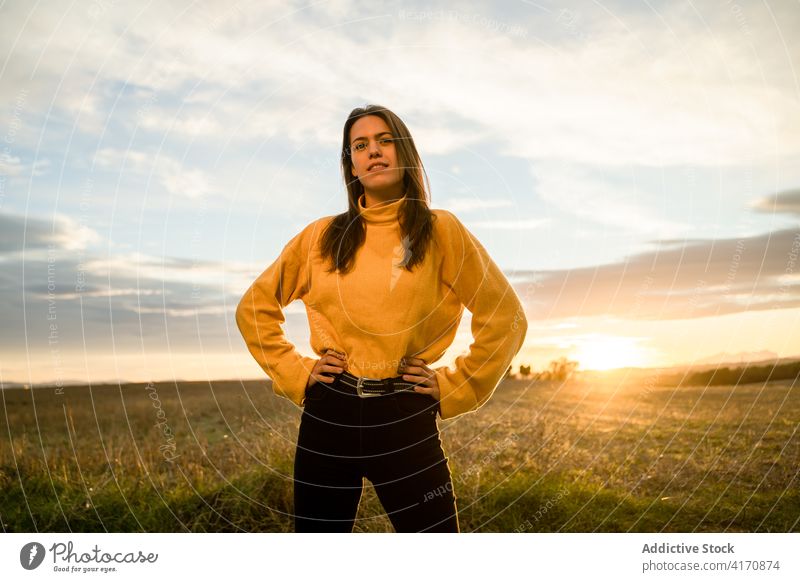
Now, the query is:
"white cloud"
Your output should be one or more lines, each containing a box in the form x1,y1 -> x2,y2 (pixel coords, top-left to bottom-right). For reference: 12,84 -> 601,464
131,304 -> 233,317
95,148 -> 212,199
514,225 -> 800,320
81,251 -> 261,298
161,167 -> 211,199
465,218 -> 549,230
532,161 -> 692,237
3,0 -> 797,169
441,197 -> 514,213
751,189 -> 800,216
0,154 -> 25,177
0,154 -> 50,178
51,215 -> 103,251
0,211 -> 100,254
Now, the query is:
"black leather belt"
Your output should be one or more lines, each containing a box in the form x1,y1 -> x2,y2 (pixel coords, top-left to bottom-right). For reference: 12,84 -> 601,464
337,371 -> 419,397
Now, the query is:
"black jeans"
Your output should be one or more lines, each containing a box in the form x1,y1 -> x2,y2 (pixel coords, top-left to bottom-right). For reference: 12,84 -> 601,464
293,373 -> 459,532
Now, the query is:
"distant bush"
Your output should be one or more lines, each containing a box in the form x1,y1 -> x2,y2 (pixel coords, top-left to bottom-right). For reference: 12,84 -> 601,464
515,358 -> 579,382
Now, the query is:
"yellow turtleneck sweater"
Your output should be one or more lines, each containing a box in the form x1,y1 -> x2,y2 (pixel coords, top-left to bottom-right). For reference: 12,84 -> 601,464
235,193 -> 528,420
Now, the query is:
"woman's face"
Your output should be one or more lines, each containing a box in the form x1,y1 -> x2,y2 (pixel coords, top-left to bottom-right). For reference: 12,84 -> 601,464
349,115 -> 404,199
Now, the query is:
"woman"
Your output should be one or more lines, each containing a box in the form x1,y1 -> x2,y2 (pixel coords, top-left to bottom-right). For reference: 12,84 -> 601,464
235,104 -> 528,532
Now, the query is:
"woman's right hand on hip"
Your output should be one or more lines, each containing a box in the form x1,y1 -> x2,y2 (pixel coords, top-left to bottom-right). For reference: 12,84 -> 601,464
306,349 -> 348,388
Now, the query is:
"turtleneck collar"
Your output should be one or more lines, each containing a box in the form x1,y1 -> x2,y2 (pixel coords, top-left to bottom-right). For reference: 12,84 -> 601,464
357,193 -> 404,226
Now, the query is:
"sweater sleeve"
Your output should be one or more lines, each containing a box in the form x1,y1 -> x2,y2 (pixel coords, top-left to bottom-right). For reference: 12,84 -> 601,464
235,224 -> 318,407
432,211 -> 529,420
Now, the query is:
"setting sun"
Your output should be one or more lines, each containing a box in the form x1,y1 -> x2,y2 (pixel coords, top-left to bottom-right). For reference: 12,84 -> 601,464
572,335 -> 649,371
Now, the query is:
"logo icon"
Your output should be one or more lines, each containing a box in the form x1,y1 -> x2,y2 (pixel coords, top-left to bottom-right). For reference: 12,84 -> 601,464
20,542 -> 46,570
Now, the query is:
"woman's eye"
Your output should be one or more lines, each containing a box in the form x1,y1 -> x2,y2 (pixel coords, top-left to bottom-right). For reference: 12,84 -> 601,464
351,138 -> 392,153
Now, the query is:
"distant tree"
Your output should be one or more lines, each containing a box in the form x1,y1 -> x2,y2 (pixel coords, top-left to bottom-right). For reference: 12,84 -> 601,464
513,360 -> 579,382
680,360 -> 800,386
542,357 -> 579,382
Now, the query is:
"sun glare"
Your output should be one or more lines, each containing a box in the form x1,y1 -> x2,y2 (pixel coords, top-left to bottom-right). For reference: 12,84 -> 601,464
572,336 -> 648,371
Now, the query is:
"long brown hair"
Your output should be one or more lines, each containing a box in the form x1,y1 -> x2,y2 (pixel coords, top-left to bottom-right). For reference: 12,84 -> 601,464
319,105 -> 436,274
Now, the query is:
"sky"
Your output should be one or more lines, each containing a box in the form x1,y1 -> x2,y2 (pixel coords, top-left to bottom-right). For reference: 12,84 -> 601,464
1,0 -> 799,386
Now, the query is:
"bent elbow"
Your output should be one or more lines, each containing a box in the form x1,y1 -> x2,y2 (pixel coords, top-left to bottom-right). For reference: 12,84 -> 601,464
512,301 -> 528,344
234,289 -> 252,333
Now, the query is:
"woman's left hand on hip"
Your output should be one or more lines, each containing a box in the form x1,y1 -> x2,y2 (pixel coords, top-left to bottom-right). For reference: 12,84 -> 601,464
399,357 -> 440,401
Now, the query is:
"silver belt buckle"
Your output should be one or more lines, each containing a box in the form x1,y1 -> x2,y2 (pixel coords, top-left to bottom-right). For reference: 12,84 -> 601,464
356,376 -> 383,397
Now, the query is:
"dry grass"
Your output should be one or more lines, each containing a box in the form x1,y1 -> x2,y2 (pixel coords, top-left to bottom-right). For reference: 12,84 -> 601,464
1,373 -> 798,532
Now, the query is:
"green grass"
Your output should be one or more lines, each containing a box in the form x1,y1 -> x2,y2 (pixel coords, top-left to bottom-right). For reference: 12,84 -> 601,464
1,374 -> 798,532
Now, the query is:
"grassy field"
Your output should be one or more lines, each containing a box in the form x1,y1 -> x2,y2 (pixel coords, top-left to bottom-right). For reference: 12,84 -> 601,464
1,373 -> 798,532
